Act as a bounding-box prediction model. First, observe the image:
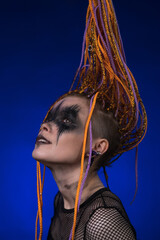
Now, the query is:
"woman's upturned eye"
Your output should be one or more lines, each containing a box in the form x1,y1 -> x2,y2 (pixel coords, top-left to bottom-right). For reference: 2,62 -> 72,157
62,118 -> 72,124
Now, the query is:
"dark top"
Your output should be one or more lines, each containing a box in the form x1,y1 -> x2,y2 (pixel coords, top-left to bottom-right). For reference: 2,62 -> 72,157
47,188 -> 136,240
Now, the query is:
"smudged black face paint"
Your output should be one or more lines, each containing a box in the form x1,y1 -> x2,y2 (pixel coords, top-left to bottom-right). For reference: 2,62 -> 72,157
44,102 -> 81,142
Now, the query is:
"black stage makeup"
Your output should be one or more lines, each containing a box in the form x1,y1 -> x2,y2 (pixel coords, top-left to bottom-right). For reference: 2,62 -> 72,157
44,101 -> 81,142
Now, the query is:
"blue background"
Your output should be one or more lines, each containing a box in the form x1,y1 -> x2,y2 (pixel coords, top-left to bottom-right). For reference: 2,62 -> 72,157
0,0 -> 159,239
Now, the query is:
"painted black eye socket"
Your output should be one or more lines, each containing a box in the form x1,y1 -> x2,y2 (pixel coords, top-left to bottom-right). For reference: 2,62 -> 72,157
42,104 -> 81,141
62,118 -> 73,124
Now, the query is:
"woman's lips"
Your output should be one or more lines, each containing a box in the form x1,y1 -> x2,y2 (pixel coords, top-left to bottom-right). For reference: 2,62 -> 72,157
36,134 -> 52,144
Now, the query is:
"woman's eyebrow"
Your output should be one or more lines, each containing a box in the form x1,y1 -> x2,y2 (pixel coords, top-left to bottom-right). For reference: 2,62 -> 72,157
60,104 -> 81,115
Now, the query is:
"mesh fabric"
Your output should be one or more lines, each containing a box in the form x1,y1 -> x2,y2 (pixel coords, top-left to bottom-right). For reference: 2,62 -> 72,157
47,188 -> 136,240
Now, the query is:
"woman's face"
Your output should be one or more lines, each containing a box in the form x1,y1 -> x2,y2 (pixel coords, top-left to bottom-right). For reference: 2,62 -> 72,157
32,96 -> 90,166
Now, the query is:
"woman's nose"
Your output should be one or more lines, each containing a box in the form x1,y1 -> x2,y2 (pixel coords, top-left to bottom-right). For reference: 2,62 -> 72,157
40,122 -> 50,132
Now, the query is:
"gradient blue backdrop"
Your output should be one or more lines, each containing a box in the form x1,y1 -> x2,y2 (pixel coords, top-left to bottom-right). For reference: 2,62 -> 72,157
0,0 -> 159,239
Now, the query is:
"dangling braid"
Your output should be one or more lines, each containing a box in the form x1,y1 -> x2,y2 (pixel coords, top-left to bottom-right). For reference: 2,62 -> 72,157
35,163 -> 45,240
70,92 -> 99,240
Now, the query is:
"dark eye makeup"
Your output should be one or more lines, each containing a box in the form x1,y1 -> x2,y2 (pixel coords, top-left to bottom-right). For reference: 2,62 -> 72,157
44,102 -> 81,141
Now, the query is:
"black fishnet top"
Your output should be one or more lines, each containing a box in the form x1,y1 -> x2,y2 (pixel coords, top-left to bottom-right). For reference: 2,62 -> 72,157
47,188 -> 136,240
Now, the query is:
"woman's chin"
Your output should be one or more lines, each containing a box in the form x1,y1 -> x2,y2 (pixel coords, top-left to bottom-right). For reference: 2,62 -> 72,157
32,149 -> 55,168
32,148 -> 46,162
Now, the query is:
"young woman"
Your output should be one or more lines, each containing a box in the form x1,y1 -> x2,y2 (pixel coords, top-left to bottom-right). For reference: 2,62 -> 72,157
32,0 -> 147,239
32,93 -> 137,239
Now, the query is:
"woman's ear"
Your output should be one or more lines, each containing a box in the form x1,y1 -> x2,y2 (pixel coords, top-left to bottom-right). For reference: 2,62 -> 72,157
92,138 -> 109,155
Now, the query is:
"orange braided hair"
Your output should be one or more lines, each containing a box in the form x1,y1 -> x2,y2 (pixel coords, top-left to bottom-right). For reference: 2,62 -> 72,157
70,92 -> 99,240
70,0 -> 147,156
35,163 -> 45,240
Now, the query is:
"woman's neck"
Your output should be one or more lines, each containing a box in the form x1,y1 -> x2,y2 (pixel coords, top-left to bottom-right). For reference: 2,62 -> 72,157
50,163 -> 104,209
